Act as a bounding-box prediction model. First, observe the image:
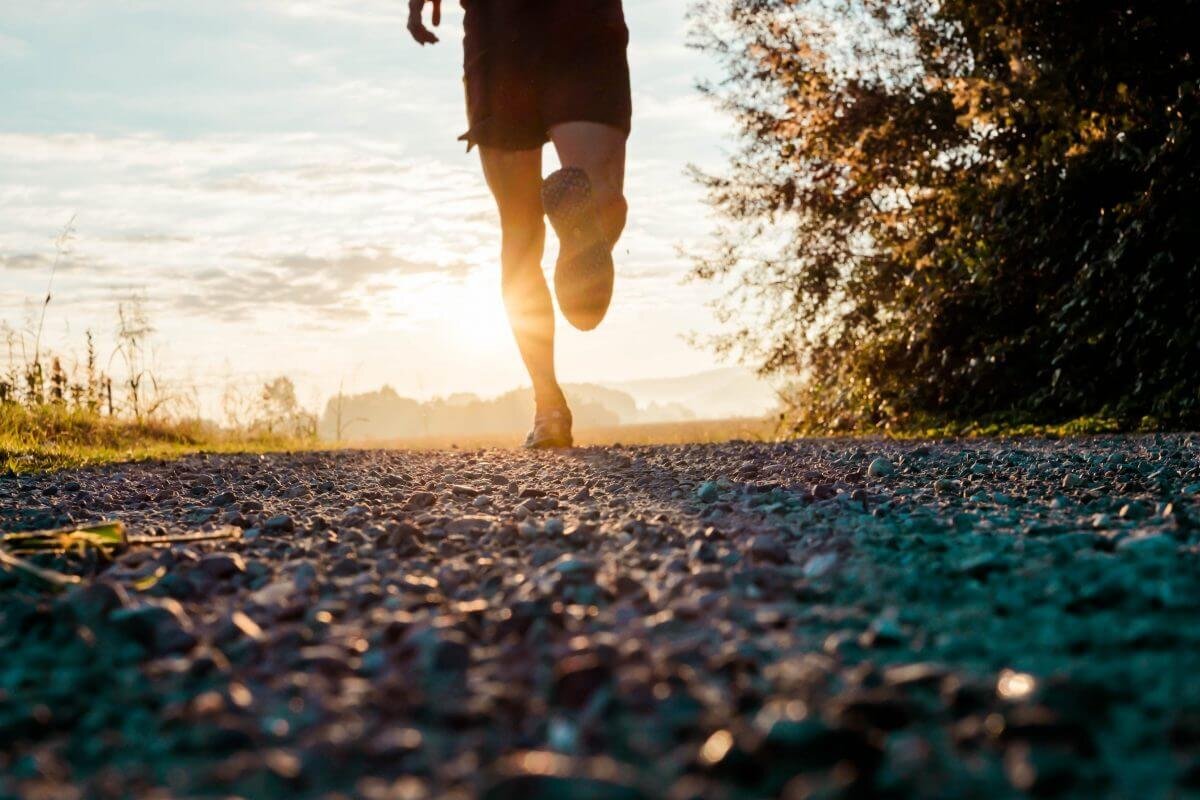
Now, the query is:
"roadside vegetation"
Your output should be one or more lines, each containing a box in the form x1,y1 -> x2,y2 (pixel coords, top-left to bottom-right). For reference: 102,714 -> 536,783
693,0 -> 1200,432
0,403 -> 307,474
2,227 -> 317,474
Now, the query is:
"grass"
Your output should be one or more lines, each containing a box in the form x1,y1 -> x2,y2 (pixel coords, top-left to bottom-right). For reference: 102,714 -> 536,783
1,403 -> 1171,477
860,412 -> 1151,440
0,404 -> 306,474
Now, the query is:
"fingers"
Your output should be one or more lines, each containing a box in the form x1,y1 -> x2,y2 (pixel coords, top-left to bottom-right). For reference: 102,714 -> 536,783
406,0 -> 440,45
432,0 -> 442,27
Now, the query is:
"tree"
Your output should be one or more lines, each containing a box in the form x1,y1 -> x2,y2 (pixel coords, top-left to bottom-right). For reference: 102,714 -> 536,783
258,376 -> 317,439
691,0 -> 1200,429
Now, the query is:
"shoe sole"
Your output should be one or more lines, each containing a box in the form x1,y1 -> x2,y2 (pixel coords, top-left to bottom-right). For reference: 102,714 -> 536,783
542,167 -> 614,331
522,435 -> 574,450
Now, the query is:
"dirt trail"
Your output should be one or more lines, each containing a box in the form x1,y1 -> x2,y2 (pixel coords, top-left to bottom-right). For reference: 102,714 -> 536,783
2,436 -> 1199,798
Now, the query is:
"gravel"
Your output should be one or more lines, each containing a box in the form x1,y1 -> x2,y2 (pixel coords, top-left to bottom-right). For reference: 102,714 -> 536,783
2,434 -> 1200,798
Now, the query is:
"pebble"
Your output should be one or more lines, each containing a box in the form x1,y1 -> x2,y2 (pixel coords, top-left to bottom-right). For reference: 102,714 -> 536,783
868,457 -> 896,478
111,599 -> 197,655
198,552 -> 246,579
2,436 -> 1197,799
747,535 -> 789,564
264,514 -> 295,533
802,552 -> 839,578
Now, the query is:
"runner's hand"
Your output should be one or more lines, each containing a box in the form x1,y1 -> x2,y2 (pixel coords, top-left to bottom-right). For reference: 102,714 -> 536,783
407,0 -> 441,45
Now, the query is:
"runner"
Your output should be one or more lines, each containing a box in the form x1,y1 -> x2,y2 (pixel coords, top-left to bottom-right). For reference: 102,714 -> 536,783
408,0 -> 632,448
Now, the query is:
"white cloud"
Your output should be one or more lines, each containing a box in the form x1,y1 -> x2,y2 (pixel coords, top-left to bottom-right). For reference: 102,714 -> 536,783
0,32 -> 28,59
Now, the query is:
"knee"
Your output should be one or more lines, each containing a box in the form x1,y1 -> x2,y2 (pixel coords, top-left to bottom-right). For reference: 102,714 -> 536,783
500,221 -> 545,269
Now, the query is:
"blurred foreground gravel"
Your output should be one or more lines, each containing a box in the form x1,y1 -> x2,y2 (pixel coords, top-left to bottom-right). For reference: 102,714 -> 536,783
3,435 -> 1200,799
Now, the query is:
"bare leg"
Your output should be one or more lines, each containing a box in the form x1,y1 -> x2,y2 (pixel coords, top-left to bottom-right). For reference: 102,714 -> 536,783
478,145 -> 567,412
548,121 -> 628,248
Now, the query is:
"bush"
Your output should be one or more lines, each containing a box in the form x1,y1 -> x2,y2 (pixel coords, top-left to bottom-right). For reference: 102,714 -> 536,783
691,0 -> 1200,430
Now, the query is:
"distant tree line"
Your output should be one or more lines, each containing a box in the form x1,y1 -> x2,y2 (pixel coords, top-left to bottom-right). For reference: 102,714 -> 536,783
692,0 -> 1200,429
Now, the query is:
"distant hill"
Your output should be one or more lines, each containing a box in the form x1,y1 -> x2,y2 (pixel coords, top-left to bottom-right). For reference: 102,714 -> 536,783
319,368 -> 775,443
606,367 -> 778,420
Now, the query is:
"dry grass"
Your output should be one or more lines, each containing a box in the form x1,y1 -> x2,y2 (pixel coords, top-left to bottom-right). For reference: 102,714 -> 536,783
2,404 -> 781,474
0,404 -> 304,474
344,416 -> 781,451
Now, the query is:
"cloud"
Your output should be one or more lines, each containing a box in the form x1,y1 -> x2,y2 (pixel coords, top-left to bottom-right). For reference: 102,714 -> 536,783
0,253 -> 50,271
0,251 -> 105,275
270,248 -> 474,287
172,266 -> 370,321
0,32 -> 28,59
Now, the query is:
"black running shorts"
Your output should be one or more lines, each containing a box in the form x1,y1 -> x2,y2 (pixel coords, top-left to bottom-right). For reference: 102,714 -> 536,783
459,0 -> 633,151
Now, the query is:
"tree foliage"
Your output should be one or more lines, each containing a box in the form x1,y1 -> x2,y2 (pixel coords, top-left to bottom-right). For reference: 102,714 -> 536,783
691,0 -> 1200,429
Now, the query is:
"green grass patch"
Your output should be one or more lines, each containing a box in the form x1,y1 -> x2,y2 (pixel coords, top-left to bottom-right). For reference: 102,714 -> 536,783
0,404 -> 310,474
787,410 -> 1157,440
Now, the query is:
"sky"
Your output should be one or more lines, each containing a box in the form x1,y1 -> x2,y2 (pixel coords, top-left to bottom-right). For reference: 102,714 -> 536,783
0,0 -> 736,417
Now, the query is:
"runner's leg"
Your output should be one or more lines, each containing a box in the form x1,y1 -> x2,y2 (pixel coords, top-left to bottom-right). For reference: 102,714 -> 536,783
549,121 -> 628,248
478,145 -> 567,413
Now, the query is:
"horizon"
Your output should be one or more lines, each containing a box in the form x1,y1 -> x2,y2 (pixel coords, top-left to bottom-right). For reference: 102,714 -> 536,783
0,0 -> 744,420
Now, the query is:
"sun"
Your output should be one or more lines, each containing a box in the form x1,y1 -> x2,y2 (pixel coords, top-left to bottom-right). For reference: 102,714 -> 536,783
387,271 -> 512,347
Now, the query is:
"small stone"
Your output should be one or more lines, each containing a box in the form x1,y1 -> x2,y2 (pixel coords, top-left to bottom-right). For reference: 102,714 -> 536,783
861,617 -> 904,647
423,633 -> 471,672
958,552 -> 1008,578
212,490 -> 237,506
251,580 -> 296,606
112,599 -> 197,655
544,517 -> 565,536
330,556 -> 361,576
1118,501 -> 1151,520
294,562 -> 318,592
748,535 -> 788,564
802,552 -> 838,578
483,753 -> 643,800
696,482 -> 720,503
383,520 -> 423,551
553,653 -> 612,709
264,515 -> 295,533
230,610 -> 264,640
552,557 -> 597,580
406,491 -> 437,510
1116,533 -> 1176,556
867,457 -> 895,478
446,515 -> 494,535
812,483 -> 837,500
341,505 -> 371,525
185,507 -> 219,524
63,580 -> 130,620
199,552 -> 246,579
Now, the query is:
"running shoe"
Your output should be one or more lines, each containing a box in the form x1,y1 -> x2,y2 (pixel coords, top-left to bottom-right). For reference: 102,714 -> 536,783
541,167 -> 614,331
523,406 -> 574,449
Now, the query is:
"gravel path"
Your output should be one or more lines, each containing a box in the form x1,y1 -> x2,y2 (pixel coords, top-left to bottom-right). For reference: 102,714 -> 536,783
2,436 -> 1200,798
